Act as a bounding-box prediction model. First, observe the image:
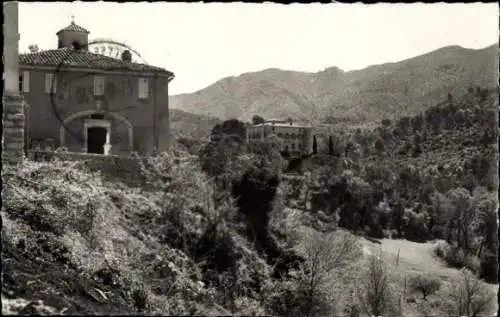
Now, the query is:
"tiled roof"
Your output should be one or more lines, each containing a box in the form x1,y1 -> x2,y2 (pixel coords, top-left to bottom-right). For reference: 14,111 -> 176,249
56,22 -> 90,35
19,48 -> 174,76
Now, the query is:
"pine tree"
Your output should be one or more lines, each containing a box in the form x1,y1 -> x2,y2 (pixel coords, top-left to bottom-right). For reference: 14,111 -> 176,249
328,135 -> 334,156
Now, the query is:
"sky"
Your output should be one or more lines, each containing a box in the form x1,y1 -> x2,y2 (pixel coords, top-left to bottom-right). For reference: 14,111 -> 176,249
18,2 -> 498,95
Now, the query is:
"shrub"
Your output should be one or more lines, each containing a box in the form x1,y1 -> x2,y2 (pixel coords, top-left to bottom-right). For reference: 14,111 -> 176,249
441,269 -> 497,317
408,274 -> 442,300
433,240 -> 451,259
131,287 -> 149,312
433,242 -> 481,275
402,210 -> 430,242
1,158 -> 252,315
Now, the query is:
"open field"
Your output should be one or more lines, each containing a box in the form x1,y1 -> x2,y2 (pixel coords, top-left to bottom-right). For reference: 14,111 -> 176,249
359,237 -> 499,306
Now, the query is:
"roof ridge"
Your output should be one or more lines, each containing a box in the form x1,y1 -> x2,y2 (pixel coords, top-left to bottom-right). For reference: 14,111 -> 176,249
56,22 -> 90,35
20,48 -> 173,76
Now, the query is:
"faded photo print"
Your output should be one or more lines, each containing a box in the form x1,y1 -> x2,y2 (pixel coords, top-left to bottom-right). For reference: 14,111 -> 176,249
2,2 -> 498,316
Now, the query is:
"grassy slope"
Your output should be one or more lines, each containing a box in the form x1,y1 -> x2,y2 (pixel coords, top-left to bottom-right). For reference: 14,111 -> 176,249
360,238 -> 465,280
359,238 -> 498,312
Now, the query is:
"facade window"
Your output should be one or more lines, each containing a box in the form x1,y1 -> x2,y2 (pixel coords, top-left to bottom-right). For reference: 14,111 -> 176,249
138,78 -> 149,99
19,74 -> 23,92
45,73 -> 57,94
19,71 -> 30,93
291,143 -> 295,150
93,76 -> 105,96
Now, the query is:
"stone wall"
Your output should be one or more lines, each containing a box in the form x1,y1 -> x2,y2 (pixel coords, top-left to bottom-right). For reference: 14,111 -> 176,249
28,150 -> 151,188
2,94 -> 26,165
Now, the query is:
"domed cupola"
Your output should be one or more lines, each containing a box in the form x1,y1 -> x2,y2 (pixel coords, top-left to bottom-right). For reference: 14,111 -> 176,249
56,17 -> 90,50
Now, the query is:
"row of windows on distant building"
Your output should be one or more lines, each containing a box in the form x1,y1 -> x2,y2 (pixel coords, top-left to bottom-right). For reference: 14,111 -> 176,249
18,71 -> 151,99
248,130 -> 304,151
249,130 -> 303,140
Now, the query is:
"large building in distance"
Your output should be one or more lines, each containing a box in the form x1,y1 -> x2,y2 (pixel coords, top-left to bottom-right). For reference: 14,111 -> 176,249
19,20 -> 174,155
246,118 -> 313,157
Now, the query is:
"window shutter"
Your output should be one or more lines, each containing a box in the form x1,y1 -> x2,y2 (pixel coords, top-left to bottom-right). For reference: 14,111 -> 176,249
138,78 -> 149,99
23,71 -> 30,93
94,76 -> 105,96
45,73 -> 57,93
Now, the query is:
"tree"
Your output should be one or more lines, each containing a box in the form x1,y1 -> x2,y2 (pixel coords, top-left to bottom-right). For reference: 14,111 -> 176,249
391,202 -> 405,238
362,254 -> 398,316
312,136 -> 318,155
445,269 -> 496,317
252,115 -> 265,125
199,134 -> 244,179
397,117 -> 411,135
412,114 -> 425,132
328,136 -> 334,156
344,140 -> 356,157
374,137 -> 385,154
470,188 -> 498,283
446,187 -> 473,250
210,119 -> 246,142
294,229 -> 362,317
412,135 -> 423,157
247,134 -> 285,175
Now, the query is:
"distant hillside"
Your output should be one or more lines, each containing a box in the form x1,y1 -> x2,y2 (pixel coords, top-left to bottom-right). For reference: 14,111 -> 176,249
170,44 -> 498,124
307,86 -> 498,192
164,109 -> 221,140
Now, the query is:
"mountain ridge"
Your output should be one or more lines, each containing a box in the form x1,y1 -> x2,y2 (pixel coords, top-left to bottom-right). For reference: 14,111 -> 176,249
170,43 -> 498,123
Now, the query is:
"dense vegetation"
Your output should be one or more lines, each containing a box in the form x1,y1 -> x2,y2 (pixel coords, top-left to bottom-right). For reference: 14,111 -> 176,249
290,87 -> 499,283
2,87 -> 497,316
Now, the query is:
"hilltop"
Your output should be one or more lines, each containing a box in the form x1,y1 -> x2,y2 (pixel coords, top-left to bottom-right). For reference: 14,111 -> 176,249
170,44 -> 498,124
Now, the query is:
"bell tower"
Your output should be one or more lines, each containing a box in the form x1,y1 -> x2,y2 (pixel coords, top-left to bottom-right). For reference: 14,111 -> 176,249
56,16 -> 90,50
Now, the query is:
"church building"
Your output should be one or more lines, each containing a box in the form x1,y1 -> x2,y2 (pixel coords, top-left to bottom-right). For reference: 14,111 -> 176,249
19,19 -> 175,155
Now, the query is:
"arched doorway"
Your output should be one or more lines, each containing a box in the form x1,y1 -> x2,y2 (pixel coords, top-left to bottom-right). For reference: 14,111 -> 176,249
60,110 -> 133,155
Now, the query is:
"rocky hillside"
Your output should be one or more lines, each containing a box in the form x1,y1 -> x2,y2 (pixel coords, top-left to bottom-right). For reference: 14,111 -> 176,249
171,44 -> 498,124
